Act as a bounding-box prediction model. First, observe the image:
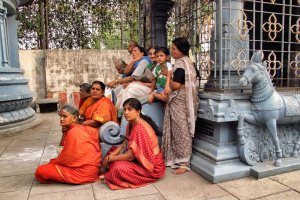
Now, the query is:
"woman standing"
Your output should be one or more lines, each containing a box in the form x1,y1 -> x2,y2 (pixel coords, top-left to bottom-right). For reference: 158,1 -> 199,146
162,37 -> 199,175
102,98 -> 165,190
35,105 -> 101,184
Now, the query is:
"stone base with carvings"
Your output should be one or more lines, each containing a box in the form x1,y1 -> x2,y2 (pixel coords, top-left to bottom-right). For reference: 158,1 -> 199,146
0,113 -> 42,137
191,93 -> 252,183
193,92 -> 300,183
238,122 -> 300,166
0,106 -> 35,126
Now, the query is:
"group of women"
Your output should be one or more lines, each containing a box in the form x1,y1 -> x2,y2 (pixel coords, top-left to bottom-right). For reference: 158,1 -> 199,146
35,37 -> 199,189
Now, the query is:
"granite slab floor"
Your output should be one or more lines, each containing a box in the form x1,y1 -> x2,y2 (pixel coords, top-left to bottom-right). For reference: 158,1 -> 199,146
0,112 -> 300,200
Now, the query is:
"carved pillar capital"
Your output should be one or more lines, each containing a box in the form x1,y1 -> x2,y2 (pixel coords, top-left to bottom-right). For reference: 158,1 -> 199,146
0,0 -> 7,15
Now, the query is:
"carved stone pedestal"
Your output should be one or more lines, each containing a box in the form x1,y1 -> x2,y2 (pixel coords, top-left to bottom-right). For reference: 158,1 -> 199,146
191,93 -> 252,183
192,92 -> 300,183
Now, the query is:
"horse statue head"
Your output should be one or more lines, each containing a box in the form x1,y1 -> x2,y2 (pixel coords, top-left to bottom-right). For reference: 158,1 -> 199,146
239,51 -> 272,88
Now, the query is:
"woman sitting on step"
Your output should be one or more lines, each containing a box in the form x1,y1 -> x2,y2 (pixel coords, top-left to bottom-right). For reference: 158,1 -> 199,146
106,46 -> 155,112
35,104 -> 101,184
59,81 -> 117,145
102,98 -> 165,190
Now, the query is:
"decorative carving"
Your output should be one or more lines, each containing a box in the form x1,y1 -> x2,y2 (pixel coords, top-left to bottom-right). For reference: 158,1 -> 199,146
266,51 -> 282,78
0,106 -> 35,126
238,121 -> 300,166
199,52 -> 212,79
238,51 -> 300,167
290,52 -> 300,77
230,10 -> 254,40
282,95 -> 300,116
291,18 -> 300,43
0,98 -> 32,113
262,13 -> 283,41
231,50 -> 250,75
224,100 -> 238,121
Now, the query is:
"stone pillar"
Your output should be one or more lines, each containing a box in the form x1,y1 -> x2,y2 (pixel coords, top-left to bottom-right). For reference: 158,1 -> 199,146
0,0 -> 39,136
191,0 -> 251,183
205,0 -> 249,90
0,1 -> 9,67
152,0 -> 174,47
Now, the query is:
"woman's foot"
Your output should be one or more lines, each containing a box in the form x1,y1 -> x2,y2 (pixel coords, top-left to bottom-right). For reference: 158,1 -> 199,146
172,167 -> 189,175
99,174 -> 105,180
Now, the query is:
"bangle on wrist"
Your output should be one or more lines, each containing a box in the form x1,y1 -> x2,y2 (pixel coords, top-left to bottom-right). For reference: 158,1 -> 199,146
115,79 -> 118,84
107,156 -> 110,163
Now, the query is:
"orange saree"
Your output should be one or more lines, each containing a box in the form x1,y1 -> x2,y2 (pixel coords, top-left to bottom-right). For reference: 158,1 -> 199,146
35,125 -> 101,184
104,121 -> 165,190
84,97 -> 117,124
79,96 -> 93,116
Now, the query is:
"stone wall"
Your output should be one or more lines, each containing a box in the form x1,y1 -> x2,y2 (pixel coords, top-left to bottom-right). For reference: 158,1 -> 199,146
19,49 -> 128,106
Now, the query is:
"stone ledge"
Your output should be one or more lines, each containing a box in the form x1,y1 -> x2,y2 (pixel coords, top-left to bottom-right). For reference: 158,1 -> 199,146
250,157 -> 300,179
36,98 -> 59,104
35,98 -> 59,113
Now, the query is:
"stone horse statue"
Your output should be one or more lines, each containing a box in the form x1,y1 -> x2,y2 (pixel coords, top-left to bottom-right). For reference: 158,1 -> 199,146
238,51 -> 300,167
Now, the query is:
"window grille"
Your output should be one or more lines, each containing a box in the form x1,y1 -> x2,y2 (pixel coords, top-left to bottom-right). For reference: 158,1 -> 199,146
172,0 -> 300,90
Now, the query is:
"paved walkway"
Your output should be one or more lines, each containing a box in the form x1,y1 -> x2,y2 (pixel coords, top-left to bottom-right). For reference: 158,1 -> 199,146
0,113 -> 300,200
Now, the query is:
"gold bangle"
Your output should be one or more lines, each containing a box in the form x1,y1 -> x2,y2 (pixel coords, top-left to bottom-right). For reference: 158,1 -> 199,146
115,80 -> 118,84
107,156 -> 110,163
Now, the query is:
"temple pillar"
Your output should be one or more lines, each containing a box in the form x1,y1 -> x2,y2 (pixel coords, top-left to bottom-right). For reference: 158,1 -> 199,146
0,0 -> 40,136
141,0 -> 174,48
191,0 -> 251,183
152,0 -> 174,47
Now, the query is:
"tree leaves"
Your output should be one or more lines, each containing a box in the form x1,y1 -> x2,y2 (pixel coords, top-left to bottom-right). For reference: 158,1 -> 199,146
17,0 -> 139,49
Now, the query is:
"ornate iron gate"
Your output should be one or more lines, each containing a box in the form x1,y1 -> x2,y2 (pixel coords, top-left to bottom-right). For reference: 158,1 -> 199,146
172,0 -> 300,90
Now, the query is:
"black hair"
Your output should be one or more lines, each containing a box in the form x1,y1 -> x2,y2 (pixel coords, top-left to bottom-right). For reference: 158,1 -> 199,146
147,45 -> 159,53
123,98 -> 161,136
91,80 -> 105,91
60,104 -> 79,117
156,47 -> 170,56
79,83 -> 91,93
135,45 -> 148,56
172,37 -> 190,56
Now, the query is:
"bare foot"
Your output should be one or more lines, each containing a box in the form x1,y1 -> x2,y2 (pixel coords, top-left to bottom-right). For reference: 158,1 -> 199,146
172,168 -> 189,175
99,174 -> 105,180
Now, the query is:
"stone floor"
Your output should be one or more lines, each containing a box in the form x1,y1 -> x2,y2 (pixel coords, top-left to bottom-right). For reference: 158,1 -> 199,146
1,112 -> 300,200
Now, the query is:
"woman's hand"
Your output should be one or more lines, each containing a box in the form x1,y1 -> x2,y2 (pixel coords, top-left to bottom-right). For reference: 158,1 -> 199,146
102,155 -> 111,168
164,85 -> 171,94
161,65 -> 168,76
107,80 -> 116,88
148,92 -> 155,104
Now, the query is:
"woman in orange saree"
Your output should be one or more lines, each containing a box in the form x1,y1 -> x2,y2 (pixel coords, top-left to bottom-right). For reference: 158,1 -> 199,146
35,104 -> 101,184
78,83 -> 91,110
102,98 -> 165,190
81,81 -> 117,127
59,81 -> 117,146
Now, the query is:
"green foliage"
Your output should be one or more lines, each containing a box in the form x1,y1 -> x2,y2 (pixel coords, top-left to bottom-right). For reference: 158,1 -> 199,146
17,0 -> 139,49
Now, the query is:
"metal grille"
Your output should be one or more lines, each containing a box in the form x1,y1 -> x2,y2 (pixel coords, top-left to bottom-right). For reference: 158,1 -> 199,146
172,0 -> 300,90
140,0 -> 154,48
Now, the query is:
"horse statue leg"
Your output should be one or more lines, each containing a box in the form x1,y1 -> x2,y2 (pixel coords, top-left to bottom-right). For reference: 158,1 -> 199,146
237,114 -> 245,145
292,125 -> 300,158
265,119 -> 282,167
237,113 -> 257,145
238,113 -> 259,166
